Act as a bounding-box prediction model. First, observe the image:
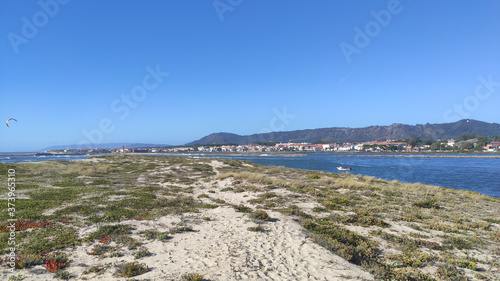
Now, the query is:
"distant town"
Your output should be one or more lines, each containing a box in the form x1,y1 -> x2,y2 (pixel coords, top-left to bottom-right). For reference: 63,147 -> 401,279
41,137 -> 500,155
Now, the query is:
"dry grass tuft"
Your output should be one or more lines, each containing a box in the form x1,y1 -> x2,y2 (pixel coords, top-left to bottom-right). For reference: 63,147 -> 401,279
2,155 -> 498,281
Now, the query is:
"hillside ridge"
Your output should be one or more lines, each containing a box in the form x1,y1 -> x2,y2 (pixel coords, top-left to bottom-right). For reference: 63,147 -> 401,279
188,119 -> 500,145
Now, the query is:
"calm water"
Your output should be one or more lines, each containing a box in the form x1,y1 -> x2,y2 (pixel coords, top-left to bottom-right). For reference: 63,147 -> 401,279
1,153 -> 499,198
0,154 -> 91,163
182,153 -> 500,198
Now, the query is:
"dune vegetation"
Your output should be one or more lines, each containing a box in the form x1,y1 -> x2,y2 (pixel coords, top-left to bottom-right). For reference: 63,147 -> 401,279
0,155 -> 499,280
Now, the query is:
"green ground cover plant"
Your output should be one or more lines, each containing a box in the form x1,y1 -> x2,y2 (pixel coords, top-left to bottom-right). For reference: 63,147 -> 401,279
1,155 -> 498,280
114,261 -> 149,277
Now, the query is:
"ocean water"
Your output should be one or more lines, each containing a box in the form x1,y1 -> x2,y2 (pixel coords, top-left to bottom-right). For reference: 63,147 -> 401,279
1,153 -> 499,198
0,154 -> 90,163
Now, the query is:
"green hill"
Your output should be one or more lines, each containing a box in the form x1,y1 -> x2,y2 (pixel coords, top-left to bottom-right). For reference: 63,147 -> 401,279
188,119 -> 500,145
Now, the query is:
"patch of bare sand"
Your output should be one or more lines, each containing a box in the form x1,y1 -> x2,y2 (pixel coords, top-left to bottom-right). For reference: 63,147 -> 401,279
145,207 -> 373,280
70,208 -> 372,281
10,160 -> 374,281
14,206 -> 373,281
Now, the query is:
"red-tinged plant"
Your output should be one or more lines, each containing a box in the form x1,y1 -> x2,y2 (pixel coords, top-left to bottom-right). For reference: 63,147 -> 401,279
0,256 -> 22,268
98,235 -> 112,244
87,252 -> 97,255
2,256 -> 22,268
44,258 -> 66,273
42,252 -> 69,273
0,219 -> 56,232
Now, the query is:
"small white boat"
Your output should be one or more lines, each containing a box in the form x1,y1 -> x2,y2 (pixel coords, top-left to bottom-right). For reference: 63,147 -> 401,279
337,166 -> 351,171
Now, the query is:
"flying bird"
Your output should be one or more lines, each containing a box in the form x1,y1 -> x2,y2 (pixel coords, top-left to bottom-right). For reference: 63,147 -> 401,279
6,118 -> 17,127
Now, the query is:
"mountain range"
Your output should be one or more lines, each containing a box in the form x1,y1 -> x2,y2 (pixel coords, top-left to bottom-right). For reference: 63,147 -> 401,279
187,119 -> 500,145
40,120 -> 500,151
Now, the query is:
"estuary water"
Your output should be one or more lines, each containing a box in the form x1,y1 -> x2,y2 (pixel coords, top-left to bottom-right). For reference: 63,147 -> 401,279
1,153 -> 499,198
0,154 -> 91,163
182,153 -> 500,198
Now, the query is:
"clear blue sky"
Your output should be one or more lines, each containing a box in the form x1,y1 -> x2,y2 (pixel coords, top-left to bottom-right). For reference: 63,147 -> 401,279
1,0 -> 499,152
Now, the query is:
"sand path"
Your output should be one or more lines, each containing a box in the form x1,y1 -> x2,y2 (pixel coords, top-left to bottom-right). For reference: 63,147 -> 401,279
135,207 -> 374,281
8,160 -> 374,280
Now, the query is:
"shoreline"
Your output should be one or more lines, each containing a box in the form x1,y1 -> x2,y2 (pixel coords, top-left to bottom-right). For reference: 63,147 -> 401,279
2,151 -> 500,159
332,153 -> 500,158
147,151 -> 500,159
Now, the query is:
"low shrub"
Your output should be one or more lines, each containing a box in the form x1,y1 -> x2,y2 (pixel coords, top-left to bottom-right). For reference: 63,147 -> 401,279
442,235 -> 475,250
55,270 -> 70,280
247,225 -> 265,232
14,253 -> 43,269
413,199 -> 440,209
83,265 -> 109,275
115,261 -> 149,277
250,210 -> 270,221
455,259 -> 477,270
171,226 -> 194,234
113,234 -> 142,250
84,225 -> 133,243
301,218 -> 378,264
277,205 -> 311,219
181,273 -> 204,281
233,204 -> 253,213
91,244 -> 111,255
213,198 -> 226,204
134,247 -> 152,259
436,263 -> 467,280
306,174 -> 321,179
140,229 -> 170,241
8,274 -> 24,280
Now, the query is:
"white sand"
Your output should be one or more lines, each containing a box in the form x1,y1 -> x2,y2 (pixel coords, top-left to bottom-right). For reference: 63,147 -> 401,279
5,160 -> 374,280
9,208 -> 373,281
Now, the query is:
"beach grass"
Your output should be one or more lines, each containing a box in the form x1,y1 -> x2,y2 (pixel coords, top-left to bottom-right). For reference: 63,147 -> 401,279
0,155 -> 498,280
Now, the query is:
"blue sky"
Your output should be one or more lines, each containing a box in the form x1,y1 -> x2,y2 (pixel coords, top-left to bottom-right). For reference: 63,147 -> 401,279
1,0 -> 499,152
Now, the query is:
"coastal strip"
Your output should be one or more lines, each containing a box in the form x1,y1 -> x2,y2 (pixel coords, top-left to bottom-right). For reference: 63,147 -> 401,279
333,153 -> 500,158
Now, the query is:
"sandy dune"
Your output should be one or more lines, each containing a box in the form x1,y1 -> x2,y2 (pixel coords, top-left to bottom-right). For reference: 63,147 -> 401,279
16,207 -> 372,281
10,160 -> 374,281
